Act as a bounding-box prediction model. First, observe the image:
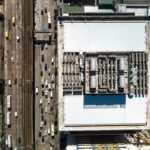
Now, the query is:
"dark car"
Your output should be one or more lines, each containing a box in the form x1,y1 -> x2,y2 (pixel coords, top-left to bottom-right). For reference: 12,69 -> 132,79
42,90 -> 44,96
44,119 -> 47,125
50,139 -> 55,147
42,136 -> 44,143
41,115 -> 44,121
49,34 -> 51,45
48,23 -> 51,29
39,131 -> 41,137
17,137 -> 21,144
41,44 -> 44,50
41,71 -> 43,76
14,77 -> 17,84
45,64 -> 47,71
41,108 -> 43,114
41,9 -> 44,15
41,55 -> 44,62
45,8 -> 47,13
42,84 -> 44,88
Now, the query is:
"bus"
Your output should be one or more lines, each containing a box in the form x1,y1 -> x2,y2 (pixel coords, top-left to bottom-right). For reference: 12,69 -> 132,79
48,11 -> 51,29
5,31 -> 9,39
51,124 -> 54,137
7,134 -> 11,148
7,95 -> 11,109
6,112 -> 11,126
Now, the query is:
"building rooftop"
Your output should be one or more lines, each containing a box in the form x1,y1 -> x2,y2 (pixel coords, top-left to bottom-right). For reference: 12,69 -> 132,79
58,15 -> 150,131
64,95 -> 146,126
63,21 -> 147,52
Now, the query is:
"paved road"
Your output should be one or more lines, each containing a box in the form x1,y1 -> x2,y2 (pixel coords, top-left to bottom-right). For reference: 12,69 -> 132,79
0,3 -> 4,148
4,0 -> 23,149
34,0 -> 61,149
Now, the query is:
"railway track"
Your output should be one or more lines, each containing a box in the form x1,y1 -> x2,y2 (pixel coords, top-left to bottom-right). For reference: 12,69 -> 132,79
22,0 -> 33,149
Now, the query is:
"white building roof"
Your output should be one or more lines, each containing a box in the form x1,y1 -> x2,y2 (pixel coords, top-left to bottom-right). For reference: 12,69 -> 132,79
117,4 -> 148,16
64,95 -> 146,125
63,21 -> 146,52
84,6 -> 114,13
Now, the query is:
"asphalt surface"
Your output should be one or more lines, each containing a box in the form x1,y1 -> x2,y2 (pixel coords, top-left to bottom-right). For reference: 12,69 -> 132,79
4,0 -> 24,149
34,0 -> 61,149
2,0 -> 61,149
3,0 -> 33,149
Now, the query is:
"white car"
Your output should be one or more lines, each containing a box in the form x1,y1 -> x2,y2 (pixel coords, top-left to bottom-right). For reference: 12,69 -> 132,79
45,90 -> 48,97
8,80 -> 11,86
48,128 -> 50,135
51,74 -> 54,83
45,107 -> 47,113
11,57 -> 14,63
40,121 -> 43,128
48,98 -> 50,104
51,57 -> 54,65
48,83 -> 51,90
5,139 -> 8,145
50,91 -> 53,99
35,87 -> 38,95
45,43 -> 48,49
51,83 -> 55,89
40,99 -> 42,105
14,112 -> 18,118
44,130 -> 47,136
16,36 -> 20,42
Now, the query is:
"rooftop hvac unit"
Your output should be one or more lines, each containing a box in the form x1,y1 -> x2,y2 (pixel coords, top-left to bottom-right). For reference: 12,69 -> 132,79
90,75 -> 96,90
119,75 -> 125,88
90,58 -> 96,72
119,57 -> 125,71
